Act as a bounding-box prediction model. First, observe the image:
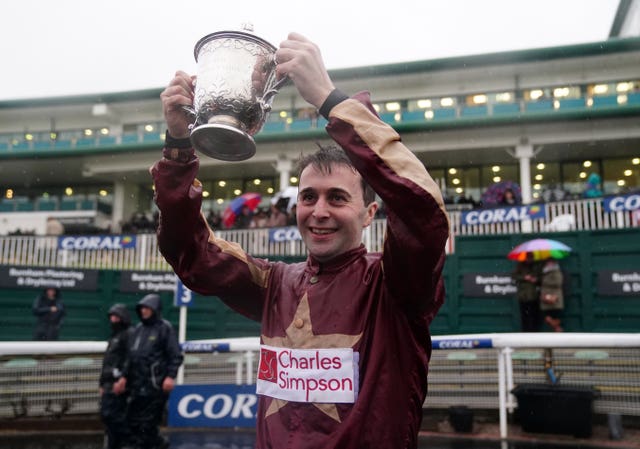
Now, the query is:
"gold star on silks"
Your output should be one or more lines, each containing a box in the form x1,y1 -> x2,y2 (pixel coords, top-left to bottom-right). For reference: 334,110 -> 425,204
261,293 -> 362,422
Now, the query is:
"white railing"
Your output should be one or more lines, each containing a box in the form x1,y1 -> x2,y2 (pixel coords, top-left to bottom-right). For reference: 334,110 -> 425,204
0,198 -> 637,270
2,333 -> 639,438
183,333 -> 640,438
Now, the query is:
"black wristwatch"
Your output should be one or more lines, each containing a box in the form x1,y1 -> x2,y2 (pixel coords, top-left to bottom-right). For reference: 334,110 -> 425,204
164,130 -> 192,149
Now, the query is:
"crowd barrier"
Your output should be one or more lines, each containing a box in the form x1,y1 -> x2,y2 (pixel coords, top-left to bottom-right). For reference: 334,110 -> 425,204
1,333 -> 639,438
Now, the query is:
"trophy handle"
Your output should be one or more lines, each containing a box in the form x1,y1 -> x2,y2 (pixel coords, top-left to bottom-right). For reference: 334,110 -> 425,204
180,105 -> 200,130
260,76 -> 290,113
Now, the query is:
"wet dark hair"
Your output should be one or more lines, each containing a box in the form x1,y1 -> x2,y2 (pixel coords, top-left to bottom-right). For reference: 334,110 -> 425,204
296,144 -> 376,205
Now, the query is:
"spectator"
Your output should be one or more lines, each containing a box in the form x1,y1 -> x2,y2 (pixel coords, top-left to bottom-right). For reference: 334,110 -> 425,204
265,202 -> 288,227
512,254 -> 543,332
234,204 -> 254,229
99,304 -> 132,449
251,208 -> 269,228
286,204 -> 297,226
540,259 -> 565,332
500,188 -> 519,206
152,211 -> 160,230
542,183 -> 568,203
45,216 -> 65,236
583,173 -> 603,198
133,212 -> 153,232
456,194 -> 477,208
122,293 -> 183,449
206,210 -> 222,229
32,287 -> 65,340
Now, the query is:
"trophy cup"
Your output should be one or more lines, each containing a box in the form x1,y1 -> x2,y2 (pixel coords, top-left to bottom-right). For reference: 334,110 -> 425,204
184,26 -> 287,161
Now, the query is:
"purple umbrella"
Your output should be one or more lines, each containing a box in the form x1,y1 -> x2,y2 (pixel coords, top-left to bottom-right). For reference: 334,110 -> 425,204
481,180 -> 521,206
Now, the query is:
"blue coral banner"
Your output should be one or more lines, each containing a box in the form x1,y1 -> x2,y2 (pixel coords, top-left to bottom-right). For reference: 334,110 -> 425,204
461,205 -> 546,225
268,226 -> 302,242
58,235 -> 136,250
168,384 -> 257,428
603,193 -> 640,213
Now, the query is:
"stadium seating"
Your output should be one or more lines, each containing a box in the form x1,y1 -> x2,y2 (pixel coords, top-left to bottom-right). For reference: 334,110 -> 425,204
493,103 -> 520,115
558,98 -> 585,110
401,110 -> 427,122
525,99 -> 553,112
592,95 -> 618,108
288,119 -> 312,131
461,105 -> 488,117
98,136 -> 117,146
262,121 -> 286,133
433,108 -> 457,120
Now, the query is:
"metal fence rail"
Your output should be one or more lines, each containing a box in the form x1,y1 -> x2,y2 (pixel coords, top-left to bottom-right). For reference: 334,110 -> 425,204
1,333 -> 639,441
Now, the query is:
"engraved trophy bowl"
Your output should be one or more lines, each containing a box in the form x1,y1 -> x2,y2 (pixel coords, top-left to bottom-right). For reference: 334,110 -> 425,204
187,29 -> 286,161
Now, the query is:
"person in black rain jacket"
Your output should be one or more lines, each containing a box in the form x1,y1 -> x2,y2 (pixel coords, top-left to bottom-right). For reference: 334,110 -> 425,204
99,303 -> 132,449
124,293 -> 183,449
32,287 -> 65,340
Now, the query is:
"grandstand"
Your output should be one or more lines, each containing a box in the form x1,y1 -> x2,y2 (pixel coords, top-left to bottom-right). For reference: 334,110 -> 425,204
1,32 -> 639,233
0,1 -> 639,340
0,3 -> 639,445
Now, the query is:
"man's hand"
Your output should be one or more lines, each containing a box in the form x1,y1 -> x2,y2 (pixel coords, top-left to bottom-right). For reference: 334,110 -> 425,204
275,33 -> 335,109
113,377 -> 127,395
160,71 -> 196,139
162,376 -> 176,393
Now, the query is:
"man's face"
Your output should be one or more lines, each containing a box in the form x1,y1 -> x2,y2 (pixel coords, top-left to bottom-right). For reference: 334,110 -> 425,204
109,314 -> 121,324
139,306 -> 153,320
296,163 -> 377,263
46,288 -> 56,300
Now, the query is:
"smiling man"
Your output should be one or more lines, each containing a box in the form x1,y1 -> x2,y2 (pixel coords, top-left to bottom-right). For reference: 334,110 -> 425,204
152,32 -> 449,449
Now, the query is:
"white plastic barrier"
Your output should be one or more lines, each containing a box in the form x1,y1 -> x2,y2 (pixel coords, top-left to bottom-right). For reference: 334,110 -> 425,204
2,332 -> 639,437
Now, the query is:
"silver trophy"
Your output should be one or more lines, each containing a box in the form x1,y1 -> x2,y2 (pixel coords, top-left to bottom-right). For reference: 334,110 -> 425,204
185,26 -> 287,161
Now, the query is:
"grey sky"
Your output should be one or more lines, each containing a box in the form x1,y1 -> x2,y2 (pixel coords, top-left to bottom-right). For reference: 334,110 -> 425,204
0,0 -> 619,100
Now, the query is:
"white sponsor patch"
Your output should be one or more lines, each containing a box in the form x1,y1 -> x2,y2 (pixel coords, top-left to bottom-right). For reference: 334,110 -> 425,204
256,345 -> 359,403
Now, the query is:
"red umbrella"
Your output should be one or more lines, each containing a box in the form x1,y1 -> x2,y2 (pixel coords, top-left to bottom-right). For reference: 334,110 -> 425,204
222,193 -> 261,228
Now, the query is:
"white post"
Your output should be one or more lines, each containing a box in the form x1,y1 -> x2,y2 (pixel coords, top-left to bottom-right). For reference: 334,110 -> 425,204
498,347 -> 509,439
515,143 -> 534,205
138,234 -> 147,270
504,347 -> 515,413
276,155 -> 293,190
362,227 -> 372,252
245,350 -> 254,385
235,357 -> 243,385
616,210 -> 625,228
515,142 -> 534,233
176,306 -> 187,385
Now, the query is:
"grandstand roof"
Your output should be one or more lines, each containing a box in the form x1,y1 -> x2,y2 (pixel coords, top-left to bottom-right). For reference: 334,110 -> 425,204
2,36 -> 640,108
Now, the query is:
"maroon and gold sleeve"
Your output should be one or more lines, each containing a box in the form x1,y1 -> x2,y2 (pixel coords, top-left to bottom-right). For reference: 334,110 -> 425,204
325,92 -> 449,317
150,150 -> 270,322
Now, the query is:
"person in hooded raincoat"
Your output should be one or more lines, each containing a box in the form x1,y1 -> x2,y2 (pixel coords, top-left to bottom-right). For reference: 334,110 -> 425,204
122,293 -> 183,449
32,287 -> 65,341
539,260 -> 565,332
99,303 -> 133,449
512,254 -> 543,332
583,173 -> 603,198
